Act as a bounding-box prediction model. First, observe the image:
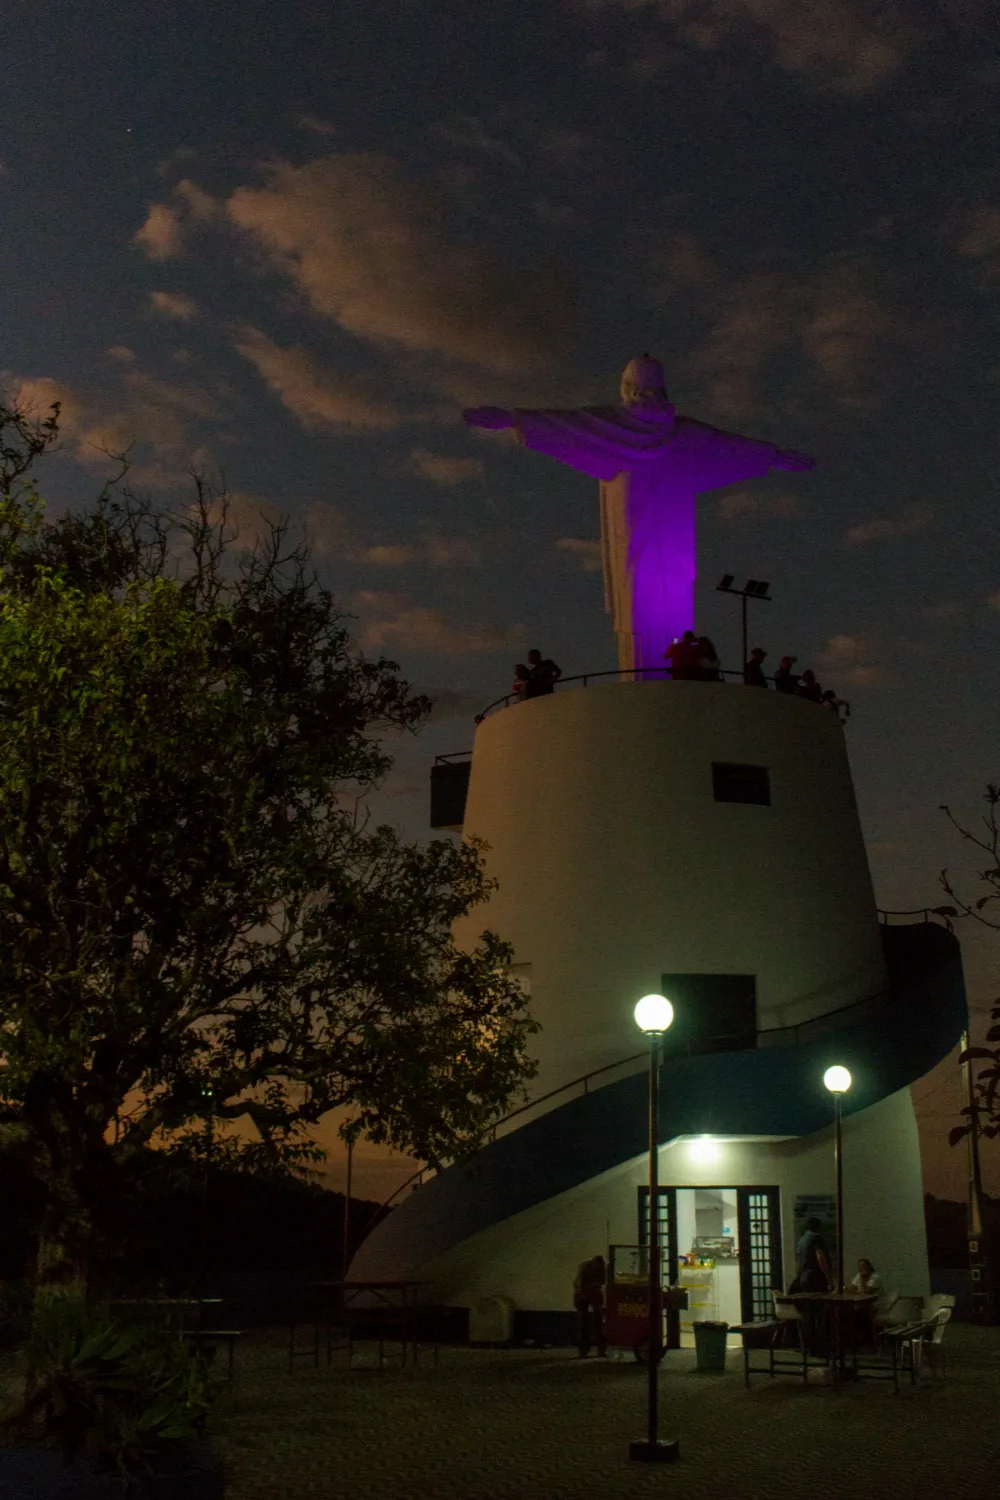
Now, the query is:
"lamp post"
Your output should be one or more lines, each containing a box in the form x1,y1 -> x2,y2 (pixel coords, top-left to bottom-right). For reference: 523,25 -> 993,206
629,994 -> 679,1465
716,575 -> 772,672
823,1065 -> 852,1294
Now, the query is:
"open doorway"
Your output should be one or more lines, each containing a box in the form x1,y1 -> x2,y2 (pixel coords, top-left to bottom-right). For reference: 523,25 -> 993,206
676,1187 -> 742,1346
639,1185 -> 782,1347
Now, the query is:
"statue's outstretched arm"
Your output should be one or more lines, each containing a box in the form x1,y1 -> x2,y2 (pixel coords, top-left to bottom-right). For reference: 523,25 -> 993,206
704,425 -> 815,486
463,407 -> 514,430
772,448 -> 816,472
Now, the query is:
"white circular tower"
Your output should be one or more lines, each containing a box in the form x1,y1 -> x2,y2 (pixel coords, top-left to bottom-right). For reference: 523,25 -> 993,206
455,680 -> 886,1097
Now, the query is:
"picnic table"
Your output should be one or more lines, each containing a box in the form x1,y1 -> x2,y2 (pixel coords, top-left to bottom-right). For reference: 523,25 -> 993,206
109,1296 -> 223,1333
109,1297 -> 242,1377
290,1280 -> 430,1371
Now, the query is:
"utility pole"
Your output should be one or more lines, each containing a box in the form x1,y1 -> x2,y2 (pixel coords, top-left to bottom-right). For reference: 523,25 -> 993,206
962,1030 -> 994,1322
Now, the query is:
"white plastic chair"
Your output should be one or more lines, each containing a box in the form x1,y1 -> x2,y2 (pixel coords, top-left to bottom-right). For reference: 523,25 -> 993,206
922,1306 -> 952,1380
922,1292 -> 956,1319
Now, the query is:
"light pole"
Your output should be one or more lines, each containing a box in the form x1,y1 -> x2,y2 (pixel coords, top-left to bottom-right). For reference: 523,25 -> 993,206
823,1065 -> 852,1294
629,993 -> 679,1466
716,575 -> 772,672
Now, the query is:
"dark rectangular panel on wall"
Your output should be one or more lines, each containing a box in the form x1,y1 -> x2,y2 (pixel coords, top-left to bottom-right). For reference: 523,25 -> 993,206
737,1187 -> 783,1322
430,757 -> 471,830
660,973 -> 758,1054
712,762 -> 770,805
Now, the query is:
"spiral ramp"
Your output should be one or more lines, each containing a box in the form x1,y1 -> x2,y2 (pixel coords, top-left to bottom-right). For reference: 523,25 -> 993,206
351,921 -> 966,1311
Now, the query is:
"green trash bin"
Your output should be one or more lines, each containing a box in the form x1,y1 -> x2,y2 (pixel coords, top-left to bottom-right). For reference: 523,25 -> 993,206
692,1320 -> 729,1372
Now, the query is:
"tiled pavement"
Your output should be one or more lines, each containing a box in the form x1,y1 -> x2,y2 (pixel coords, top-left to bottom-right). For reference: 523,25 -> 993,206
216,1325 -> 1000,1500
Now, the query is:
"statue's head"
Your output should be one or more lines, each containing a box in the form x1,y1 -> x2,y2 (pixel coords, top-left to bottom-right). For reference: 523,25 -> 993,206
620,354 -> 674,422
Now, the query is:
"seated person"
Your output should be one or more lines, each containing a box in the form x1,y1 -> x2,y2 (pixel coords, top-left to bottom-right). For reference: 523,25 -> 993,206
850,1257 -> 891,1314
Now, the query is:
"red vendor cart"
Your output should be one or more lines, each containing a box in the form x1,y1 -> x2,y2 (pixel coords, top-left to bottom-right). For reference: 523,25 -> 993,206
604,1244 -> 688,1361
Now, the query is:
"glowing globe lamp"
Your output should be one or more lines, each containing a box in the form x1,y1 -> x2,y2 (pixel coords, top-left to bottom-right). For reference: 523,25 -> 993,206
823,1065 -> 852,1095
634,994 -> 674,1034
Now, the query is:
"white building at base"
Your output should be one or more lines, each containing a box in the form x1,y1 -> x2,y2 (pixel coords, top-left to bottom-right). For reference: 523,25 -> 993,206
352,679 -> 966,1340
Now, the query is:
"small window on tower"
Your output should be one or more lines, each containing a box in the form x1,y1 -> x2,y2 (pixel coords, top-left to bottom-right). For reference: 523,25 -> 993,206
712,762 -> 771,806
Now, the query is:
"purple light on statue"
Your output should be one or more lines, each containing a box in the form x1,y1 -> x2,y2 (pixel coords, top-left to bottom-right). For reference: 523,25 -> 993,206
464,356 -> 814,673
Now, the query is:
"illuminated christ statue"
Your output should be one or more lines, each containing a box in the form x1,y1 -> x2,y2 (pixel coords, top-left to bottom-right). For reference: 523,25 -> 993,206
464,355 -> 814,673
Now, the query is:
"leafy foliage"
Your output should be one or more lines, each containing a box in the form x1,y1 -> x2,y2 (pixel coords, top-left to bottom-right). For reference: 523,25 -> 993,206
0,393 -> 536,1294
13,1299 -> 221,1476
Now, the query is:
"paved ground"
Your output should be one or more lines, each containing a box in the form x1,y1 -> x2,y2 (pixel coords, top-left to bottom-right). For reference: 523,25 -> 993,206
3,1326 -> 999,1500
214,1325 -> 999,1500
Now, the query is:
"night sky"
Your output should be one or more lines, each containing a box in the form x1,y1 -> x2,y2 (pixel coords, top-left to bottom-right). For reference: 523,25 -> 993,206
3,0 -> 998,1199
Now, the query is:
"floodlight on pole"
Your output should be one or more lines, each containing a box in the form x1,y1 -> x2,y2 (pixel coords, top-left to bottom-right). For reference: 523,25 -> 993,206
823,1064 -> 852,1293
629,995 -> 679,1465
716,575 -> 774,672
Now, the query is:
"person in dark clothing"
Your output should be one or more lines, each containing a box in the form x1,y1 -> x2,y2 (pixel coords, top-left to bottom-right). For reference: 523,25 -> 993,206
513,663 -> 534,700
527,647 -> 562,695
774,655 -> 799,694
573,1255 -> 608,1357
664,630 -> 699,680
744,647 -> 768,687
695,636 -> 723,682
791,1216 -> 832,1293
797,669 -> 822,703
821,689 -> 850,722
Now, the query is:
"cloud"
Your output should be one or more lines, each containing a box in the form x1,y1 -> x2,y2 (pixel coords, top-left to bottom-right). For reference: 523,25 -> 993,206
193,487 -> 282,551
11,367 -> 226,487
354,536 -> 482,568
428,116 -> 521,165
556,536 -> 603,572
533,199 -> 583,230
583,0 -> 919,93
718,490 -> 802,520
233,326 -> 401,430
297,115 -> 336,137
816,633 -> 886,685
844,503 -> 933,544
409,448 -> 484,485
358,545 -> 418,567
357,591 -> 522,656
106,345 -> 137,365
646,237 -> 920,420
134,202 -> 185,261
954,206 -> 1000,280
12,376 -> 87,440
134,179 -> 219,261
224,152 -> 575,373
988,591 -> 1000,611
149,290 -> 199,322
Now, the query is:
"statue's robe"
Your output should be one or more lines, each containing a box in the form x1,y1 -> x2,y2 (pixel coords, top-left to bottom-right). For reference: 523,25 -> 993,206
513,405 -> 782,673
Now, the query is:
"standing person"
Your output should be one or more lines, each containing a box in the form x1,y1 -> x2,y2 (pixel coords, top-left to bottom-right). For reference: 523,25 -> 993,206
774,655 -> 799,694
797,669 -> 822,703
790,1216 -> 832,1294
664,630 -> 699,680
744,647 -> 768,687
512,664 -> 533,701
821,689 -> 850,722
527,647 -> 562,695
696,636 -> 722,682
573,1254 -> 608,1358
